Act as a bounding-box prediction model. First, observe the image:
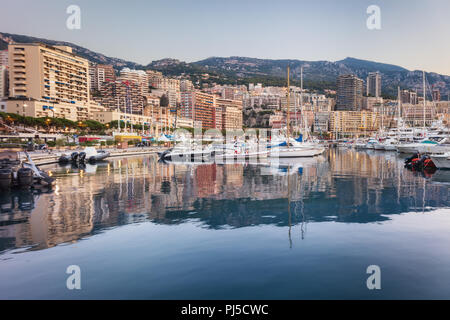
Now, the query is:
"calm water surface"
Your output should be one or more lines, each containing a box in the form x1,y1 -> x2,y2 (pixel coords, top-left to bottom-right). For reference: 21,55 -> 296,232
0,149 -> 450,299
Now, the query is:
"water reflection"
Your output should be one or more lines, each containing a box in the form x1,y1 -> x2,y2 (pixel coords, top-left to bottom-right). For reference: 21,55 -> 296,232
0,149 -> 448,253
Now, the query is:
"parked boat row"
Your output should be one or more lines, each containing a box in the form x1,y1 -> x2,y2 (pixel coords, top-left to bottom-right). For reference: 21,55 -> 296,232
160,66 -> 325,163
59,147 -> 110,165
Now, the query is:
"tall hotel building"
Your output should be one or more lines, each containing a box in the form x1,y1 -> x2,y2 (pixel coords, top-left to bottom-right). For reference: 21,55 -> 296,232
180,91 -> 215,129
336,74 -> 363,111
89,64 -> 115,93
7,43 -> 90,121
366,71 -> 381,98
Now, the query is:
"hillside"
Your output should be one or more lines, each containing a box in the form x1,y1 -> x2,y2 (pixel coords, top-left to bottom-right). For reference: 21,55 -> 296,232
1,32 -> 449,98
195,56 -> 450,98
0,32 -> 143,70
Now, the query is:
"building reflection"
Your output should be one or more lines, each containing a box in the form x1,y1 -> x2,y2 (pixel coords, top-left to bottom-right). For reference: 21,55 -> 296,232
0,149 -> 449,253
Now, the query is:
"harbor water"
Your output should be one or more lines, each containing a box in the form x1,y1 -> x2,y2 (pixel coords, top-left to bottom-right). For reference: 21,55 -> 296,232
0,148 -> 450,299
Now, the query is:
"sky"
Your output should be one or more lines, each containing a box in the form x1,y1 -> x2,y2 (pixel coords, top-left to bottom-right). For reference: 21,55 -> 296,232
1,0 -> 450,75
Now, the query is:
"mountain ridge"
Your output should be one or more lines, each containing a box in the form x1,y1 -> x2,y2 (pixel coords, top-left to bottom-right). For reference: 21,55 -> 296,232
1,32 -> 449,98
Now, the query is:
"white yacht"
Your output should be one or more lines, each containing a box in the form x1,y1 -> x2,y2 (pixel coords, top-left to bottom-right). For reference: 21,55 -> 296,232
430,152 -> 450,169
353,140 -> 367,149
380,138 -> 398,151
219,142 -> 269,161
396,138 -> 441,154
364,139 -> 378,149
158,141 -> 212,161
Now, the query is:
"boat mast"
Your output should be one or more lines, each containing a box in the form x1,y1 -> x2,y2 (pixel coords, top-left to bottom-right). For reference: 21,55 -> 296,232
117,96 -> 121,133
287,66 -> 290,149
397,86 -> 401,137
300,66 -> 304,140
423,70 -> 426,136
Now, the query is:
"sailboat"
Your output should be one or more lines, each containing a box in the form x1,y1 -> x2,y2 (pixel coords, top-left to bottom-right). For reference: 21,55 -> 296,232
269,66 -> 325,158
396,71 -> 437,154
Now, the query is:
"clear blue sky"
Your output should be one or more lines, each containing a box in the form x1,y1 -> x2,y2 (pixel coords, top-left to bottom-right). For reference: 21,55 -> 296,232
1,0 -> 449,75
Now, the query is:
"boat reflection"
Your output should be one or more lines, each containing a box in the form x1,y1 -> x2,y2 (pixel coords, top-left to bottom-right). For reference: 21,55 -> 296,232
0,149 -> 448,253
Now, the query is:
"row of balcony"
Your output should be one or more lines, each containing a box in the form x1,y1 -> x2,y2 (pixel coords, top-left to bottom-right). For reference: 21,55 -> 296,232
42,54 -> 87,70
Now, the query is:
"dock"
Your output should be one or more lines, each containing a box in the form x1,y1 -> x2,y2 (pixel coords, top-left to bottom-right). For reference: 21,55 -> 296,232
19,147 -> 164,166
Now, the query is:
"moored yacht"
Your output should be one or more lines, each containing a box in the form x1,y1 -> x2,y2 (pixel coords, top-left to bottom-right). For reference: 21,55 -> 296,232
430,152 -> 450,169
397,139 -> 440,154
380,138 -> 398,151
364,139 -> 378,149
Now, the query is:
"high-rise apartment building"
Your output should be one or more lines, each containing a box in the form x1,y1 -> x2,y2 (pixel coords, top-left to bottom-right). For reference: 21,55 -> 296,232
8,43 -> 89,103
336,74 -> 363,111
215,98 -> 243,130
150,76 -> 180,92
0,50 -> 8,67
6,43 -> 90,120
0,66 -> 8,98
330,111 -> 380,135
401,90 -> 418,105
432,87 -> 441,102
0,50 -> 9,67
89,64 -> 115,92
119,68 -> 149,96
366,71 -> 381,97
146,70 -> 163,88
167,89 -> 178,110
92,79 -> 146,115
180,91 -> 215,129
180,79 -> 194,92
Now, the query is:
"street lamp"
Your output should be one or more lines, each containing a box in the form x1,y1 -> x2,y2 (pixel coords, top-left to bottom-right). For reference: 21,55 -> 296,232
45,118 -> 51,132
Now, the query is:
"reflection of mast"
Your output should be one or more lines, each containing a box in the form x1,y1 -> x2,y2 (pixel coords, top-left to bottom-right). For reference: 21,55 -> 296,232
299,177 -> 306,240
287,167 -> 292,248
422,177 -> 426,214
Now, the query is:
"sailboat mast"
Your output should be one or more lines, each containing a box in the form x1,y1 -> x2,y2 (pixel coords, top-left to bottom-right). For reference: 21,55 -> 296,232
423,70 -> 426,134
287,66 -> 290,148
397,86 -> 401,136
300,66 -> 304,138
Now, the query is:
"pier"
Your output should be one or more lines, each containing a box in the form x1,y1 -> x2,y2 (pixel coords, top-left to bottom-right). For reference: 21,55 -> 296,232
19,146 -> 163,166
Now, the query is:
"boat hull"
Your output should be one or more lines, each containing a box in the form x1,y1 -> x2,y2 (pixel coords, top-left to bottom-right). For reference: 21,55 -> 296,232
161,151 -> 211,162
219,151 -> 269,161
430,154 -> 450,169
397,144 -> 439,154
269,147 -> 324,158
383,145 -> 397,151
373,144 -> 385,150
